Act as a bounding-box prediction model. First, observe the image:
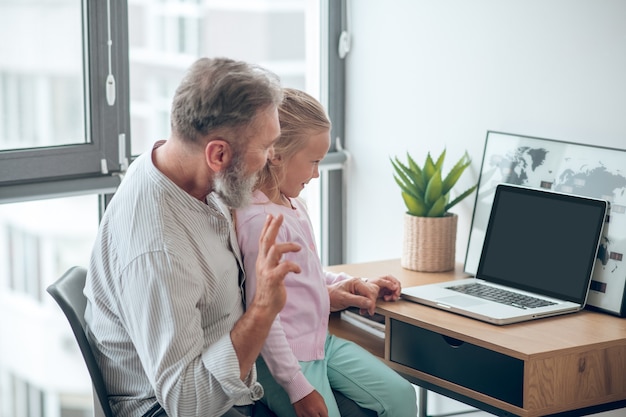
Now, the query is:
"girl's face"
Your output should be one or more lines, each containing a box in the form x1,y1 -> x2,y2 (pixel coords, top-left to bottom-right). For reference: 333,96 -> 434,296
280,129 -> 330,199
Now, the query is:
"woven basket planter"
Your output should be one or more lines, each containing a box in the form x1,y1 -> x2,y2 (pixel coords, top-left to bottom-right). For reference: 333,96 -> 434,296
401,212 -> 457,272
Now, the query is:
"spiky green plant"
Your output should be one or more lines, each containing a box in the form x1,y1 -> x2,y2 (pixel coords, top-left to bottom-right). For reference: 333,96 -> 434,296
391,150 -> 477,217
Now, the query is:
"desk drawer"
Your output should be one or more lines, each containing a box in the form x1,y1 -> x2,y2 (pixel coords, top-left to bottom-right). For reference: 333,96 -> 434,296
389,319 -> 523,407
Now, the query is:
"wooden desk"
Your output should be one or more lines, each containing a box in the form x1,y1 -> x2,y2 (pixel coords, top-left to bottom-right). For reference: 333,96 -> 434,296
327,259 -> 626,417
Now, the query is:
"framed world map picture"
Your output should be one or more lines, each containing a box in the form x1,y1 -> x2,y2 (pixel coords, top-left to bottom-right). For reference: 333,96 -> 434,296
465,131 -> 626,316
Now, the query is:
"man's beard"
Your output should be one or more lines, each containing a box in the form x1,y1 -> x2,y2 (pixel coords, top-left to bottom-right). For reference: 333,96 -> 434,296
213,155 -> 258,209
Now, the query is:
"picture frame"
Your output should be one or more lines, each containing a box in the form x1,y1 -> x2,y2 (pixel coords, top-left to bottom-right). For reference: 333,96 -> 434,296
465,131 -> 626,316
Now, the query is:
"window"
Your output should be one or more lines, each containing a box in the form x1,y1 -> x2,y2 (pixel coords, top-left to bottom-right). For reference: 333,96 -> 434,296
0,196 -> 99,417
0,0 -> 128,195
0,3 -> 85,152
0,0 -> 124,413
0,1 -> 345,416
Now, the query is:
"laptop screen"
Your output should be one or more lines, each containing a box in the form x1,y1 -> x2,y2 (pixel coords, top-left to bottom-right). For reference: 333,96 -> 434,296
476,184 -> 607,304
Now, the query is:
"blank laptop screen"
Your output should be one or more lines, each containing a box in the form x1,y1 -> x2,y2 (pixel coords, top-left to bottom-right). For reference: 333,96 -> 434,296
476,185 -> 606,303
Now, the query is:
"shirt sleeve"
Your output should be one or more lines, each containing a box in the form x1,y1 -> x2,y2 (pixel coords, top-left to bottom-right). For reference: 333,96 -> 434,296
236,211 -> 315,404
119,252 -> 262,417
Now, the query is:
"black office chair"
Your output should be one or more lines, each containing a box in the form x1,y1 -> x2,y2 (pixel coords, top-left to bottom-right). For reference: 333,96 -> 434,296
47,266 -> 114,417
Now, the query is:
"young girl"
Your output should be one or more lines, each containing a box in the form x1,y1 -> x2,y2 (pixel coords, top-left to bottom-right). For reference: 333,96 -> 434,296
235,88 -> 417,417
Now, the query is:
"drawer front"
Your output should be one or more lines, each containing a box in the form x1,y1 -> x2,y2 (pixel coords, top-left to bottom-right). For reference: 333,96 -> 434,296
389,319 -> 523,407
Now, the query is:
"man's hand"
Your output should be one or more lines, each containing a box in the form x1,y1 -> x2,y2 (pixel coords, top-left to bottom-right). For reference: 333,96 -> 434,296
293,390 -> 328,417
328,274 -> 402,316
252,214 -> 302,315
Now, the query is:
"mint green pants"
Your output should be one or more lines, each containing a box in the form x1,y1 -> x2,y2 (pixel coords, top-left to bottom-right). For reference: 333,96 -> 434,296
256,334 -> 417,417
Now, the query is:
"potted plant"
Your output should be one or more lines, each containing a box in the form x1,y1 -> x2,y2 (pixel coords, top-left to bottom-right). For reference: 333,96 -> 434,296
391,149 -> 477,271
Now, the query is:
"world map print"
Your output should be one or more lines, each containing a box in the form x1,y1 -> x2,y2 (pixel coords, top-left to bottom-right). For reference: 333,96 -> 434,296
466,132 -> 626,315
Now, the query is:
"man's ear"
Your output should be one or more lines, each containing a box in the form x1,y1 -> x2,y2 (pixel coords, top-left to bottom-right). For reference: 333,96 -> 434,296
269,154 -> 282,166
205,139 -> 232,172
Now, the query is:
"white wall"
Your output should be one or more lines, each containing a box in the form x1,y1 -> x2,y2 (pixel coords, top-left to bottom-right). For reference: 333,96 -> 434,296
344,0 -> 626,264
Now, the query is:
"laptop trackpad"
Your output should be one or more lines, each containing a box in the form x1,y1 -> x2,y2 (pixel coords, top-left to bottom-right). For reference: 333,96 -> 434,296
437,295 -> 487,307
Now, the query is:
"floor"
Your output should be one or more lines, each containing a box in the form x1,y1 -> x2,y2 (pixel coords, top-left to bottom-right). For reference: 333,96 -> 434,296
459,410 -> 622,417
413,387 -> 624,417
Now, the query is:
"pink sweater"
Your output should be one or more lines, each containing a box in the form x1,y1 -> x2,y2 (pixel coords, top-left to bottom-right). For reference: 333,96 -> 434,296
235,190 -> 350,403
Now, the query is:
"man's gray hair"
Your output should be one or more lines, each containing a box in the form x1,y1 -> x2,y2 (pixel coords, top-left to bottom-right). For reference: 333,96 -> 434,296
170,57 -> 283,146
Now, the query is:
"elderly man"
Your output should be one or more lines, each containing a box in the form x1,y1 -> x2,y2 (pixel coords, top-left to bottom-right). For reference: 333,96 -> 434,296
85,57 -> 384,417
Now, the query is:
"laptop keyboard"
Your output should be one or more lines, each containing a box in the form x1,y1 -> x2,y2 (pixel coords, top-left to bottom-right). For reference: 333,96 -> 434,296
447,282 -> 557,309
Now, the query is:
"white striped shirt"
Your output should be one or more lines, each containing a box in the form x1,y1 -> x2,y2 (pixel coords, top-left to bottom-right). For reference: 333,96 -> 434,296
84,143 -> 262,417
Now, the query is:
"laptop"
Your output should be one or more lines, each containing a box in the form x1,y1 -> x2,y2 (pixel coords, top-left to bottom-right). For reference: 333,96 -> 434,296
401,184 -> 608,325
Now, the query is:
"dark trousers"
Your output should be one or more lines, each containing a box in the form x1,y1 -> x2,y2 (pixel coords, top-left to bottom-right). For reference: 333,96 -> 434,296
144,390 -> 377,417
222,390 -> 377,417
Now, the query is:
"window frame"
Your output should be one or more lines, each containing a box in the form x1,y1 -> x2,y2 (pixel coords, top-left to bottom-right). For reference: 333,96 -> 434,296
0,0 -> 130,203
319,0 -> 347,266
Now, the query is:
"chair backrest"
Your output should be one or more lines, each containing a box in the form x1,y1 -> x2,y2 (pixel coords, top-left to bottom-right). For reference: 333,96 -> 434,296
47,266 -> 114,417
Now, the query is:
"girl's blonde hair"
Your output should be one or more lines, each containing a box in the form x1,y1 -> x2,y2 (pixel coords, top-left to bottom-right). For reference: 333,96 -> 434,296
256,88 -> 331,202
